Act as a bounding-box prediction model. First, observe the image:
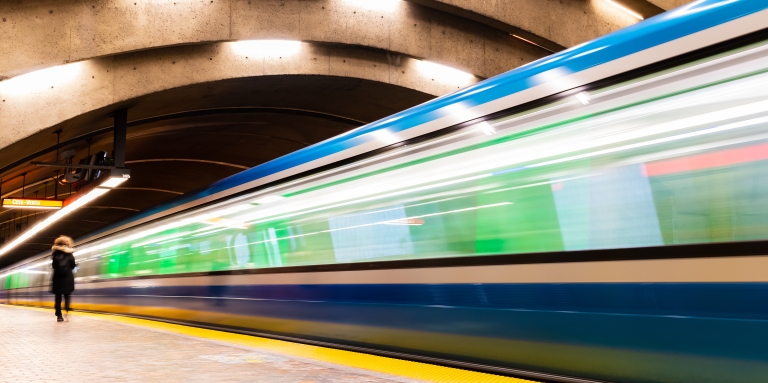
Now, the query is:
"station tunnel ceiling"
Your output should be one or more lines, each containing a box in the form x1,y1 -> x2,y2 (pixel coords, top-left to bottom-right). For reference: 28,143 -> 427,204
0,0 -> 680,268
0,75 -> 433,268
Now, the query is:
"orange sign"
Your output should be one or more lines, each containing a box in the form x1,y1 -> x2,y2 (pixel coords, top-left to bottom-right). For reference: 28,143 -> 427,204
2,198 -> 63,209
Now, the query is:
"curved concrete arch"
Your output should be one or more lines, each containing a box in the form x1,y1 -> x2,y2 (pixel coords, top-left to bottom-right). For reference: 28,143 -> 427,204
425,0 -> 663,48
0,0 -> 546,81
0,41 -> 495,153
0,71 -> 435,182
125,159 -> 250,170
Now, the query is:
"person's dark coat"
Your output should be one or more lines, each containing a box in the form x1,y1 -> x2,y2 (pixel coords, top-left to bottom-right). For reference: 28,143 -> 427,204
50,245 -> 76,295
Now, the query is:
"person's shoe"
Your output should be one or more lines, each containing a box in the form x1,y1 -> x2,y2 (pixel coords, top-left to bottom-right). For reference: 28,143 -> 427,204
56,316 -> 64,322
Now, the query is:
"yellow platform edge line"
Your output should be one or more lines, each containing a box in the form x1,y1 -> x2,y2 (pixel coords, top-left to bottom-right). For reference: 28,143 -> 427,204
2,304 -> 535,383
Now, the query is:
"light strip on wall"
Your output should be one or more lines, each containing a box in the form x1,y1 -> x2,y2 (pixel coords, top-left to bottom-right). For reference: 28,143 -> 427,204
0,174 -> 129,259
603,0 -> 644,20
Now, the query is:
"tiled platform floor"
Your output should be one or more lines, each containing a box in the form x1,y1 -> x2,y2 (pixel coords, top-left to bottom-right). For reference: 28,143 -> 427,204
0,305 -> 423,383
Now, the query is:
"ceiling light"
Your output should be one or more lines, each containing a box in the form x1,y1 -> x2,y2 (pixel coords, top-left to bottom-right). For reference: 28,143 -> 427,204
417,60 -> 474,83
0,62 -> 84,96
0,187 -> 109,258
0,169 -> 130,259
231,40 -> 302,57
576,92 -> 591,105
603,0 -> 644,20
99,172 -> 131,188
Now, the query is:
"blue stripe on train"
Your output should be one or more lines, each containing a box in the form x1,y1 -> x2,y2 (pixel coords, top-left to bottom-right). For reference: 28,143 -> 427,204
71,282 -> 768,321
7,281 -> 768,382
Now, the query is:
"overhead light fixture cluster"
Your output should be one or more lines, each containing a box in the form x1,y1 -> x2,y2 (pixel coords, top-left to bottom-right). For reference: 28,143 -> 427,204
0,171 -> 130,258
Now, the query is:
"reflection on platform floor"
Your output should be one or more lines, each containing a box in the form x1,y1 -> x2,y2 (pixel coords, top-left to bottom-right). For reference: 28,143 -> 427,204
0,305 -> 530,383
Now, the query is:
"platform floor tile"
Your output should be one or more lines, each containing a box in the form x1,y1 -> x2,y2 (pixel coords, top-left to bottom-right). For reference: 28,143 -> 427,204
0,305 -> 531,383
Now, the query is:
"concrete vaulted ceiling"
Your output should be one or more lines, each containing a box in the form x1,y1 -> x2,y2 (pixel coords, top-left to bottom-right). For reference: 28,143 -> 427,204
0,0 -> 681,268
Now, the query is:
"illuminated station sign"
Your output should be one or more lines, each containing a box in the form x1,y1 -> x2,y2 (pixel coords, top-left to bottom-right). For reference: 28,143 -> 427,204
2,198 -> 64,210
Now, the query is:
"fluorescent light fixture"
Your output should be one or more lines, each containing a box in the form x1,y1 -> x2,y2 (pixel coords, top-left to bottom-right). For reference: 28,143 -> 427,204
417,60 -> 474,83
231,40 -> 302,57
100,173 -> 131,188
342,0 -> 400,11
0,62 -> 84,96
478,122 -> 496,135
0,170 -> 130,259
603,0 -> 644,20
0,187 -> 109,258
511,34 -> 553,52
576,92 -> 591,105
253,195 -> 286,205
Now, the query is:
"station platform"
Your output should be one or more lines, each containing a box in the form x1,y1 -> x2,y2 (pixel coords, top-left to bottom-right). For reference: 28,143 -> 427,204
0,305 -> 532,383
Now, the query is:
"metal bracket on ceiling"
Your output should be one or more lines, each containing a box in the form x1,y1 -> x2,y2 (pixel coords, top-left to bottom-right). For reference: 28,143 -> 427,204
30,162 -> 116,170
31,108 -> 129,173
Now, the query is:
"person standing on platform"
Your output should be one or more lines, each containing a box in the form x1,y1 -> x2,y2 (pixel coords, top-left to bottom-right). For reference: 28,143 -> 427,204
50,235 -> 76,322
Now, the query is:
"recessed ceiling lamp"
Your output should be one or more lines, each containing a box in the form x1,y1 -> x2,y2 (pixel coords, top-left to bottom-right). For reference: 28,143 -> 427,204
0,62 -> 84,96
0,171 -> 130,258
603,0 -> 644,20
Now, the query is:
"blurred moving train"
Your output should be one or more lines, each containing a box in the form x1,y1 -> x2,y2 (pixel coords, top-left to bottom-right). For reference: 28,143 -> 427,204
4,1 -> 768,382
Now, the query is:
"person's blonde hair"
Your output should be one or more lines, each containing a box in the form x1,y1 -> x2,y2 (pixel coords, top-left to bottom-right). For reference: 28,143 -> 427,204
53,235 -> 74,248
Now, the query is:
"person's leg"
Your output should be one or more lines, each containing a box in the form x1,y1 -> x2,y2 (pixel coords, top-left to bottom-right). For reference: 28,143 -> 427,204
54,294 -> 62,318
64,294 -> 71,312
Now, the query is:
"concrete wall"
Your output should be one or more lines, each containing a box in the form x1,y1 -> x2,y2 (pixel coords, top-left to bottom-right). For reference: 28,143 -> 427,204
0,41 -> 487,152
0,0 -> 551,80
0,0 -> 651,155
427,0 -> 642,48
